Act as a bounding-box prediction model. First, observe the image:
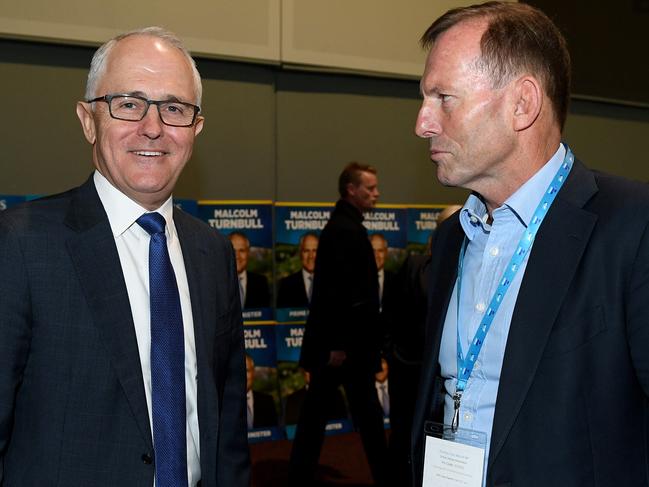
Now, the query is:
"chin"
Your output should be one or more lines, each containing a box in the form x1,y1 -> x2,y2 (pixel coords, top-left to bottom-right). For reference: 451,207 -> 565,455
436,168 -> 455,188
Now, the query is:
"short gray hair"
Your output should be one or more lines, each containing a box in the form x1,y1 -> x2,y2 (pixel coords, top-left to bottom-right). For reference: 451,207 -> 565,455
84,26 -> 203,106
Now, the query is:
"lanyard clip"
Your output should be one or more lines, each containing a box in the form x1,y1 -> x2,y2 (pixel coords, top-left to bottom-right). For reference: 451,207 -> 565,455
451,392 -> 462,433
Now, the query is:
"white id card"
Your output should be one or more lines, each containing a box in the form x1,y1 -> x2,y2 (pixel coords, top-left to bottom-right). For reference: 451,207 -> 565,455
422,422 -> 487,487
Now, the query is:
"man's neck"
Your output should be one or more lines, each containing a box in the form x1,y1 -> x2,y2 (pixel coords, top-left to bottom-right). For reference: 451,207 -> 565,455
481,135 -> 561,215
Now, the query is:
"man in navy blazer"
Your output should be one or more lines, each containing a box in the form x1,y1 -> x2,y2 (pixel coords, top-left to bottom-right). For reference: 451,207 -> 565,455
0,28 -> 250,486
411,3 -> 649,487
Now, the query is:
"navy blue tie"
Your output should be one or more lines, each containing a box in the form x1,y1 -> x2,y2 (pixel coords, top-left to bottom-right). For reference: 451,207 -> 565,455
137,212 -> 188,487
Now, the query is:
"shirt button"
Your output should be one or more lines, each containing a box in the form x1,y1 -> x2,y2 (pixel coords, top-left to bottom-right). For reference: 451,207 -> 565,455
470,216 -> 479,226
490,246 -> 499,256
463,412 -> 473,421
474,362 -> 481,370
476,302 -> 486,312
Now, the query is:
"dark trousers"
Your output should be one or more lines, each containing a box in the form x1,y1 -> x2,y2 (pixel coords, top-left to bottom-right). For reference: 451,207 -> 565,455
287,362 -> 388,486
386,356 -> 421,487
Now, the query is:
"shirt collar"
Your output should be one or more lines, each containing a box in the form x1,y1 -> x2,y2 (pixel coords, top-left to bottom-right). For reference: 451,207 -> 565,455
504,143 -> 566,228
459,194 -> 490,241
459,143 -> 565,241
93,170 -> 175,238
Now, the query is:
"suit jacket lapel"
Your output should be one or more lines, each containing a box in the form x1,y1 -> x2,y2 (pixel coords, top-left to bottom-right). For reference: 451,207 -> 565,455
174,210 -> 220,464
488,160 -> 599,466
420,215 -> 464,419
64,177 -> 153,449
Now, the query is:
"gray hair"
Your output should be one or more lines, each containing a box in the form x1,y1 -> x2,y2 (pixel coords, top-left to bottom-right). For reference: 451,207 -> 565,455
84,26 -> 203,106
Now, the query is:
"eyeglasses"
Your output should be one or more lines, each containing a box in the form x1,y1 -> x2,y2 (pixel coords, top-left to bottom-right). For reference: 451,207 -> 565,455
86,94 -> 200,127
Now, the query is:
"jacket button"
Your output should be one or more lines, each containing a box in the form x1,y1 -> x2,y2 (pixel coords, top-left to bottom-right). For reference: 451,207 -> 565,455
141,453 -> 153,464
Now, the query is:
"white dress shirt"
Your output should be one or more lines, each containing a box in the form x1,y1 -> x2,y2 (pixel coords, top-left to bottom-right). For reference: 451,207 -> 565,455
378,269 -> 385,307
93,171 -> 200,486
246,390 -> 254,429
238,270 -> 248,306
375,379 -> 390,417
301,269 -> 314,302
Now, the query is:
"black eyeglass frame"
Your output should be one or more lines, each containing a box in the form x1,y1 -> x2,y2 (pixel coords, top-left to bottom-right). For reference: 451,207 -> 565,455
86,94 -> 201,127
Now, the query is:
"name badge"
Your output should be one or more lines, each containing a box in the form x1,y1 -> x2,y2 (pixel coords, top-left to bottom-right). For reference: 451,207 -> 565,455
423,422 -> 487,487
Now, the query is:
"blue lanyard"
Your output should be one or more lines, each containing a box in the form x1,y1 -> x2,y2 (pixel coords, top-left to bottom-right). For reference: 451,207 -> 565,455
451,147 -> 574,431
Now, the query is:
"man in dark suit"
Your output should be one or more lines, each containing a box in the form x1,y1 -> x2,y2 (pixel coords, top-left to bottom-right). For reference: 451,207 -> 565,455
288,162 -> 388,486
411,3 -> 649,487
276,232 -> 318,308
229,231 -> 271,309
244,354 -> 278,429
369,233 -> 396,315
0,27 -> 250,487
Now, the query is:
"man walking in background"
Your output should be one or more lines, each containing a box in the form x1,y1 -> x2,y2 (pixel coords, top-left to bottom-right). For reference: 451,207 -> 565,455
288,162 -> 388,486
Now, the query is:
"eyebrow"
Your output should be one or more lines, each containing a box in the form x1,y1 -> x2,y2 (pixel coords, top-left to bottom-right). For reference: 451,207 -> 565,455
121,91 -> 184,103
420,83 -> 447,97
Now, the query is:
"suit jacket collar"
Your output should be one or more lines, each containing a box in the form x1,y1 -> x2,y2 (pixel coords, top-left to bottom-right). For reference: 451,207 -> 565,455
335,198 -> 364,224
488,158 -> 599,466
174,208 -> 222,474
64,176 -> 153,449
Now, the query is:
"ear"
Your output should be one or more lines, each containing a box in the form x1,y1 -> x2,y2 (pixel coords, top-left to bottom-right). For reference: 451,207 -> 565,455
512,76 -> 542,132
346,182 -> 356,198
193,115 -> 205,137
76,101 -> 97,144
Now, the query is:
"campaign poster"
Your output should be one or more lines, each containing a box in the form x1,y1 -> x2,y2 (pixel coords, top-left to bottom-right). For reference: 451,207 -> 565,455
406,205 -> 449,255
274,202 -> 334,323
198,200 -> 273,321
245,323 -> 283,442
0,195 -> 26,211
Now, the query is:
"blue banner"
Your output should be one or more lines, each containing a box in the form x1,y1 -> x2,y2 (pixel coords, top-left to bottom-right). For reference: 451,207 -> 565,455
275,203 -> 333,245
244,323 -> 277,366
0,195 -> 27,211
275,323 -> 304,362
173,198 -> 198,217
198,200 -> 273,246
407,205 -> 448,254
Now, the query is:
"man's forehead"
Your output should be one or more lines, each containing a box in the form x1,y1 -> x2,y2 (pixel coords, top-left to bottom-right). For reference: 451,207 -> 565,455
303,235 -> 318,246
371,236 -> 387,248
99,35 -> 194,96
359,171 -> 377,184
231,235 -> 248,246
421,20 -> 487,91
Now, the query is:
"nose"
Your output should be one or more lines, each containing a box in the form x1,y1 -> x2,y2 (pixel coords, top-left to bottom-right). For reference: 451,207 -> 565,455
415,101 -> 441,138
137,105 -> 164,139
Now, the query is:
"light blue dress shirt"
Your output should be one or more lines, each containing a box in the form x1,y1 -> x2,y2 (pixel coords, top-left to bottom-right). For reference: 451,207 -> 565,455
438,144 -> 566,479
